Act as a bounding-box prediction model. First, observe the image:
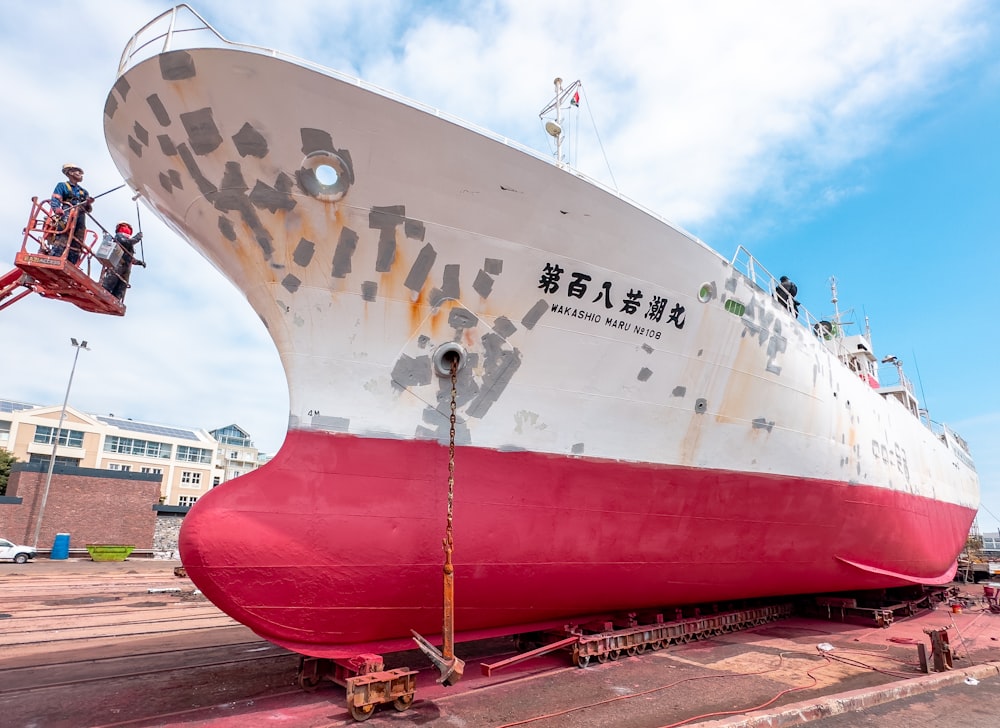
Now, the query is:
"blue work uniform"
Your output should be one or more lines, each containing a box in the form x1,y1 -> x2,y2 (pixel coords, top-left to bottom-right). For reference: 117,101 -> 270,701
50,181 -> 92,264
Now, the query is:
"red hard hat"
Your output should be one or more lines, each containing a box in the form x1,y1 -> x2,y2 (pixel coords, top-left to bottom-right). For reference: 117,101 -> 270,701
116,221 -> 133,233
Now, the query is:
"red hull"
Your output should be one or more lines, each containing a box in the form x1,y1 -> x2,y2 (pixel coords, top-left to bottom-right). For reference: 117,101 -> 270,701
179,430 -> 973,657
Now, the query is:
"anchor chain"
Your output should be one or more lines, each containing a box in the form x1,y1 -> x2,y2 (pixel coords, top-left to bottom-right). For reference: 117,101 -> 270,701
410,355 -> 465,685
441,357 -> 458,662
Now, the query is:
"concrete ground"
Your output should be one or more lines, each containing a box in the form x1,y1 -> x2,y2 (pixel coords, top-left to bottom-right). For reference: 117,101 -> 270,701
3,557 -> 1000,727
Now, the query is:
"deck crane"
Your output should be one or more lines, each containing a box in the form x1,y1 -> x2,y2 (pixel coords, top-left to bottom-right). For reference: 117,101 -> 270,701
0,196 -> 129,315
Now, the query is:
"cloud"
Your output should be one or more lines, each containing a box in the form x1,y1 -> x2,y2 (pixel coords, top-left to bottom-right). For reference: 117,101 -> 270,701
0,0 -> 994,464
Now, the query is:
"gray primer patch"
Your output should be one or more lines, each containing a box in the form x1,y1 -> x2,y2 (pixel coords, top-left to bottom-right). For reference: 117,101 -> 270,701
642,344 -> 653,354
147,95 -> 171,127
405,219 -> 425,241
157,134 -> 176,155
369,205 -> 405,229
448,308 -> 478,332
473,270 -> 494,298
416,413 -> 471,445
176,143 -> 218,196
493,317 -> 516,338
391,354 -> 433,389
300,128 -> 334,155
441,264 -> 460,300
103,94 -> 118,119
672,386 -> 687,397
404,244 -> 437,292
361,281 -> 378,301
281,274 -> 301,294
158,172 -> 173,193
133,122 -> 149,147
232,122 -> 268,158
159,50 -> 196,81
205,162 -> 274,259
293,238 -> 315,267
250,179 -> 296,213
311,415 -> 349,432
180,108 -> 224,155
376,228 -> 396,273
571,443 -> 585,454
274,171 -> 295,194
417,335 -> 431,349
466,342 -> 522,419
431,264 -> 461,307
369,206 -> 403,272
331,228 -> 359,278
484,258 -> 503,275
637,367 -> 653,382
218,216 -> 237,241
521,299 -> 548,330
752,417 -> 775,432
128,137 -> 143,157
695,398 -> 708,413
113,76 -> 130,102
168,169 -> 182,188
765,333 -> 787,375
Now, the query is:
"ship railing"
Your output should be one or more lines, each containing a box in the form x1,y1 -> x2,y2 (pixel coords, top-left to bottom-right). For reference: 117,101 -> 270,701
116,6 -> 710,256
731,245 -> 870,363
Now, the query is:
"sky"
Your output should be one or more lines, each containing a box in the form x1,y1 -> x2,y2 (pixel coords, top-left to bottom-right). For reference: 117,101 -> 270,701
1,1 -> 998,529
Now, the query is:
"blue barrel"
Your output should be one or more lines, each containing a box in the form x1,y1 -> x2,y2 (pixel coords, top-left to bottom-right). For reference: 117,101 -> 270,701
51,533 -> 70,560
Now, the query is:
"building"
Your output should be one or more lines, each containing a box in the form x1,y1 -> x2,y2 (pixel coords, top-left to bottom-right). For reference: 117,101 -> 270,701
983,531 -> 1000,556
208,424 -> 262,485
1,398 -> 220,507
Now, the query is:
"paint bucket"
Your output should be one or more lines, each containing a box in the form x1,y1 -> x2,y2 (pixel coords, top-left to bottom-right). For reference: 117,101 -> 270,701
951,603 -> 962,614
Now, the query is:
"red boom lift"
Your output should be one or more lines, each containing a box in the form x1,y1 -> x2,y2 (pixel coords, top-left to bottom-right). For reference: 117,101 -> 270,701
0,197 -> 126,316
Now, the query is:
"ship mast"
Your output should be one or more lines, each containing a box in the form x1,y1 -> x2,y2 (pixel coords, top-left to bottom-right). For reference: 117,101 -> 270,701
830,276 -> 842,332
539,77 -> 581,165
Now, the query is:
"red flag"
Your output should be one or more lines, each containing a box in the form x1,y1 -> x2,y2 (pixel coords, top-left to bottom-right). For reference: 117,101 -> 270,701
570,90 -> 580,107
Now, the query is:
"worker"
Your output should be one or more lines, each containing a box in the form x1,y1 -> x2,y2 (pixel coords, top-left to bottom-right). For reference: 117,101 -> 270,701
50,163 -> 94,264
101,221 -> 146,301
775,276 -> 799,318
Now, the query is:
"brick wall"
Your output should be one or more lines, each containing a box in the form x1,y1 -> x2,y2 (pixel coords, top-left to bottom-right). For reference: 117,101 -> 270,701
0,462 -> 161,549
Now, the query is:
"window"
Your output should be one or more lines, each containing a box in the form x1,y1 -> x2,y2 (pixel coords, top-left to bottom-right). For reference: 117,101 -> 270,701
140,467 -> 163,475
180,471 -> 202,485
212,476 -> 221,486
34,425 -> 84,448
0,419 -> 10,443
178,495 -> 198,506
28,453 -> 80,467
213,425 -> 252,447
229,450 -> 239,459
104,435 -> 172,459
176,445 -> 212,463
108,463 -> 132,471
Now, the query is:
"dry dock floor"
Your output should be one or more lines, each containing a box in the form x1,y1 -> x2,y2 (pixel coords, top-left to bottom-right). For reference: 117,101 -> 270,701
3,559 -> 1000,727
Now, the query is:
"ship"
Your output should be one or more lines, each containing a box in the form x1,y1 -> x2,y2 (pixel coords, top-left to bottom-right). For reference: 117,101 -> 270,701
104,6 -> 979,661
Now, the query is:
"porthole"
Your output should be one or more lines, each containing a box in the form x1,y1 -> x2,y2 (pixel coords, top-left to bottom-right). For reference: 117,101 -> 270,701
299,151 -> 351,201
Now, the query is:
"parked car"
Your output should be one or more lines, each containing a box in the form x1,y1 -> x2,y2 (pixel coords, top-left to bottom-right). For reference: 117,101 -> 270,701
0,538 -> 37,564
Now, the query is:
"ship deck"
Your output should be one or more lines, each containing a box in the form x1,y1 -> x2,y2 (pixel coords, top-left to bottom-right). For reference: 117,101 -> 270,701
3,558 -> 1000,727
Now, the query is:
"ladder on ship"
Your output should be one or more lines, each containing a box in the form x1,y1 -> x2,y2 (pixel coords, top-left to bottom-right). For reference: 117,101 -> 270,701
0,197 -> 125,316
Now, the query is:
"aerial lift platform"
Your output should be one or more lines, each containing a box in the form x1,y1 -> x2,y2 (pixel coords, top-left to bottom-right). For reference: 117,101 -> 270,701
0,197 -> 126,316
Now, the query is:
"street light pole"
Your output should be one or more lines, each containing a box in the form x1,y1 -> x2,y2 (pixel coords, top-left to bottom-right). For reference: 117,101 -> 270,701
32,338 -> 90,549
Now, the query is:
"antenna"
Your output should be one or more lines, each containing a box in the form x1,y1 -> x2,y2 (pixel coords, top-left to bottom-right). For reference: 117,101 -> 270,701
912,350 -> 929,415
